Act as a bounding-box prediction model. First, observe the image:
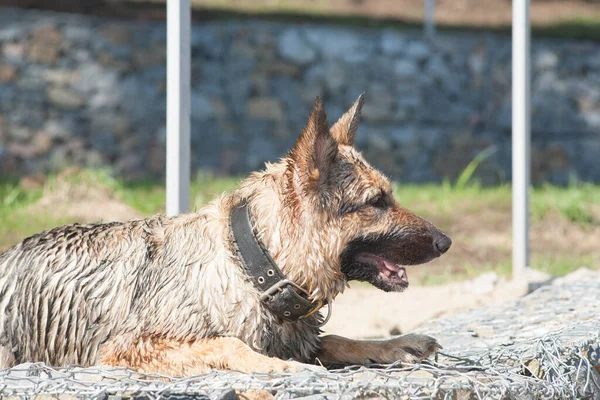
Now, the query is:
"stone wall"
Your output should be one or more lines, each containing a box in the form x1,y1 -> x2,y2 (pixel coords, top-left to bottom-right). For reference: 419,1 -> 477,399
1,7 -> 599,184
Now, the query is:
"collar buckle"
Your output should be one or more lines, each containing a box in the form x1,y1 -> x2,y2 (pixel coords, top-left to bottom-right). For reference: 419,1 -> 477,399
230,199 -> 331,324
259,278 -> 309,302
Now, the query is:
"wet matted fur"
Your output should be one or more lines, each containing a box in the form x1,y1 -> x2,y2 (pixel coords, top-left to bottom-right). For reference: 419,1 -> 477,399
0,96 -> 451,375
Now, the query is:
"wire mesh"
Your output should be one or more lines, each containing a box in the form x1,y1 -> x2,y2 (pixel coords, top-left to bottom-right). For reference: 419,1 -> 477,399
1,279 -> 599,400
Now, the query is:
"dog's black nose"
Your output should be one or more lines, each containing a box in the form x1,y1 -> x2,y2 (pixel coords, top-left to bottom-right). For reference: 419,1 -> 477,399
434,234 -> 452,254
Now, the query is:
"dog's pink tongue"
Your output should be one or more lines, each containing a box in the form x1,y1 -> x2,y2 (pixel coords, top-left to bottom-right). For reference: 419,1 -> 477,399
382,260 -> 408,282
381,259 -> 397,273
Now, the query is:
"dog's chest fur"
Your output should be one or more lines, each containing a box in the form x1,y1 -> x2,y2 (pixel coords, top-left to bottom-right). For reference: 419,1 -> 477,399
0,197 -> 321,368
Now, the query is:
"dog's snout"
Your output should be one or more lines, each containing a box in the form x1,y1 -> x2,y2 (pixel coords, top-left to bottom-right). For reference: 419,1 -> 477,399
434,234 -> 452,254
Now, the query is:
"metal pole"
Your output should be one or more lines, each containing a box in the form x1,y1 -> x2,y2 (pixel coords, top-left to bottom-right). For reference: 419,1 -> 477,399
166,0 -> 191,216
424,0 -> 436,38
512,0 -> 530,280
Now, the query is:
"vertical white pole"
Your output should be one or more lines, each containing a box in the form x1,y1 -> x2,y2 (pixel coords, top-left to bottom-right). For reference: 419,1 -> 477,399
512,0 -> 531,280
424,0 -> 436,38
166,0 -> 191,217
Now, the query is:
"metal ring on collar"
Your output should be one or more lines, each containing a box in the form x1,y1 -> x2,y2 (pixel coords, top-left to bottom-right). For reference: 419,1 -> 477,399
302,302 -> 333,328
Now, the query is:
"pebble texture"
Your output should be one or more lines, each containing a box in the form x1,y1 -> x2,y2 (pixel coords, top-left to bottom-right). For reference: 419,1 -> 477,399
1,7 -> 600,183
1,276 -> 599,398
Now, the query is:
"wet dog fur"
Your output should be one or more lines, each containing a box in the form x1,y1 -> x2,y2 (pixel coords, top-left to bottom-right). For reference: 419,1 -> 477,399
0,95 -> 451,375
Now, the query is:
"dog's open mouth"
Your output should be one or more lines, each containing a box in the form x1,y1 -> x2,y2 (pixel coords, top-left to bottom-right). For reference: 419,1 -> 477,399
340,235 -> 441,292
355,253 -> 409,286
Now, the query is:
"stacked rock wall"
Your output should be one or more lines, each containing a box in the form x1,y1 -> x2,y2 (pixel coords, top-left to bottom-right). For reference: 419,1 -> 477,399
1,7 -> 599,183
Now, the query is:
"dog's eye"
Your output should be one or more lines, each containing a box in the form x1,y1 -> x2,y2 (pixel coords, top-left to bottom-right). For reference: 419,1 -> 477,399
367,194 -> 385,208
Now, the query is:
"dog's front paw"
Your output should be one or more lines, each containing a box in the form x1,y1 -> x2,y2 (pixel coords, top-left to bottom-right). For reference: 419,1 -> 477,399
251,358 -> 320,374
258,358 -> 304,374
285,360 -> 327,373
379,334 -> 441,364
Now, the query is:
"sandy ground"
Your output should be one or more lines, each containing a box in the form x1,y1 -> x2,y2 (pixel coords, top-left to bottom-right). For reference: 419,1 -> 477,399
323,280 -> 522,338
325,267 -> 600,339
323,270 -> 549,338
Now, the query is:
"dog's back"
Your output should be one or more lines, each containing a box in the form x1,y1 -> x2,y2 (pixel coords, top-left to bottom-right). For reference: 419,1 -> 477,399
0,218 -> 165,367
0,194 -> 323,371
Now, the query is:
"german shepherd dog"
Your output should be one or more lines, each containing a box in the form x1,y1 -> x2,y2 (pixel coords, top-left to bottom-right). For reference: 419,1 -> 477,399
0,95 -> 451,375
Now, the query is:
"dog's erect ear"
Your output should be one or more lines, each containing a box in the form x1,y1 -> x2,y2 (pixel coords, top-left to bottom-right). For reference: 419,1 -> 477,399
288,97 -> 338,190
330,93 -> 364,146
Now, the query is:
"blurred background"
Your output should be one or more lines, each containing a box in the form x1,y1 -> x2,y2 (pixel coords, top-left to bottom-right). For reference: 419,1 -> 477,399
0,0 -> 599,336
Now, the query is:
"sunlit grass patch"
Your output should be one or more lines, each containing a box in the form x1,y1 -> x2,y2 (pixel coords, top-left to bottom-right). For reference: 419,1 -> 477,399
1,168 -> 599,282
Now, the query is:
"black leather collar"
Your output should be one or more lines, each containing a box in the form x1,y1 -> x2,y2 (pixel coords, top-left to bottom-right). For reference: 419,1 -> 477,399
229,200 -> 322,322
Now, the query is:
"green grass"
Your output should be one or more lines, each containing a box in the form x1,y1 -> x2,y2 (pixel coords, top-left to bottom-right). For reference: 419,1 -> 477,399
414,253 -> 596,286
1,168 -> 598,229
395,181 -> 600,226
194,6 -> 600,43
0,170 -> 240,250
0,180 -> 44,210
532,253 -> 596,276
115,174 -> 240,215
4,170 -> 595,226
0,182 -> 67,251
530,183 -> 600,225
534,18 -> 600,42
1,169 -> 598,282
392,181 -> 510,218
455,254 -> 594,280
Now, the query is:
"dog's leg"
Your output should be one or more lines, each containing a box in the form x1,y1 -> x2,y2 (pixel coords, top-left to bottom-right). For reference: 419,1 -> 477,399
314,334 -> 441,366
100,336 -> 309,376
0,345 -> 16,369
